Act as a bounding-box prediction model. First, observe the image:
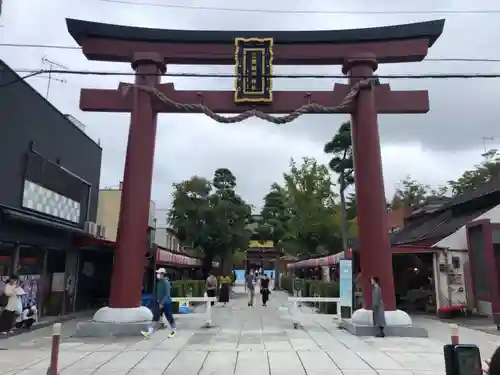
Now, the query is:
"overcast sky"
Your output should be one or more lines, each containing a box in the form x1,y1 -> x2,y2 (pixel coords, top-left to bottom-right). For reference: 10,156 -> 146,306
2,0 -> 500,213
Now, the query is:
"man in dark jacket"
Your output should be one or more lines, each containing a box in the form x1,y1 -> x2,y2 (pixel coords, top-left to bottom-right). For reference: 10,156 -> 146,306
141,268 -> 176,338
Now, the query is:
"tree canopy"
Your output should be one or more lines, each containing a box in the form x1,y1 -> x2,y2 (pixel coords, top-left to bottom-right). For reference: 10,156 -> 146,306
390,176 -> 448,210
253,157 -> 342,257
324,121 -> 354,191
324,121 -> 355,255
282,157 -> 341,255
254,182 -> 291,251
448,149 -> 500,197
168,168 -> 251,275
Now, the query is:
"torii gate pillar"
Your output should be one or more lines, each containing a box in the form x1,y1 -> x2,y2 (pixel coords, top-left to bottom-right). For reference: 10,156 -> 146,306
80,53 -> 165,332
343,54 -> 408,326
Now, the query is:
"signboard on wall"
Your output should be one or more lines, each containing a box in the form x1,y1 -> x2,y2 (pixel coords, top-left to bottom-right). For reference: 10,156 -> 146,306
22,180 -> 81,223
248,240 -> 274,248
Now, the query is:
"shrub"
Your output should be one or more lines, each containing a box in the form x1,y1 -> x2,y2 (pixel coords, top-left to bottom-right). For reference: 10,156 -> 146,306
171,280 -> 206,312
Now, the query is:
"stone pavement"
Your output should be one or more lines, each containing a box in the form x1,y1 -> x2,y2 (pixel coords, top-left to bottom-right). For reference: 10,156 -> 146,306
1,287 -> 499,374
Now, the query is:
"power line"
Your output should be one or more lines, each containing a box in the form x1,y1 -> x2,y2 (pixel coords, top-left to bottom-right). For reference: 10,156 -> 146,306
2,43 -> 500,65
97,0 -> 500,15
4,68 -> 500,82
0,43 -> 81,50
0,71 -> 44,88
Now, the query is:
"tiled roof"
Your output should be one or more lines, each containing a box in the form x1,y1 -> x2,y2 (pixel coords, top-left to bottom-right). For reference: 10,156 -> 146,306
444,174 -> 500,209
391,206 -> 491,245
390,175 -> 500,245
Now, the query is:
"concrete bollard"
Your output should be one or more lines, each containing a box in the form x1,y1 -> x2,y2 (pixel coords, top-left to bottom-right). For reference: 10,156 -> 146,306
450,323 -> 459,345
204,292 -> 212,327
46,323 -> 62,375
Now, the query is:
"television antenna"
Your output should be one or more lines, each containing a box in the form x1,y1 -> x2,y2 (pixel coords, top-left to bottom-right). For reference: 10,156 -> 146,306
41,56 -> 68,99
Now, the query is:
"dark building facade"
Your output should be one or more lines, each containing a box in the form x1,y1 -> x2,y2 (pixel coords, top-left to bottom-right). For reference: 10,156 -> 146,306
0,60 -> 103,316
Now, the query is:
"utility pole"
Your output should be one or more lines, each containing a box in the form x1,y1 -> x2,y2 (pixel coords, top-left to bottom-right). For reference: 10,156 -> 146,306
41,56 -> 68,99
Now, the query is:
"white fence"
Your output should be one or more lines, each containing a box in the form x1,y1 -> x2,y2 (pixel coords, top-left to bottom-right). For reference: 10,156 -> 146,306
172,295 -> 217,327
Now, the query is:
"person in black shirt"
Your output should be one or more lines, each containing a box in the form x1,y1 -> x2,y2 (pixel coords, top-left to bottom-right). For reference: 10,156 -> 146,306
260,274 -> 271,306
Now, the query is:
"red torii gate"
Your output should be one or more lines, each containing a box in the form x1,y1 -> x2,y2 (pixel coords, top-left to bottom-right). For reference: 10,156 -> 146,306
66,18 -> 444,332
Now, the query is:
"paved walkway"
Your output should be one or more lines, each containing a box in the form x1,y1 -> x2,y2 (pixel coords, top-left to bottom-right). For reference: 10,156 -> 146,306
1,288 -> 499,374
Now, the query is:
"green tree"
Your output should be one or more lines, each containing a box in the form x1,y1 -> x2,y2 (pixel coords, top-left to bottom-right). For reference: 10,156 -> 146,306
345,193 -> 357,221
213,167 -> 236,196
258,183 -> 291,249
448,149 -> 500,197
283,157 -> 341,255
391,175 -> 447,209
254,183 -> 292,289
168,176 -> 212,245
324,121 -> 354,257
168,169 -> 251,276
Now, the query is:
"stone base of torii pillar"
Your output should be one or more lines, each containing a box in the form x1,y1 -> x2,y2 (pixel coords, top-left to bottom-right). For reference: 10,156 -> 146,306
338,309 -> 428,337
74,307 -> 153,338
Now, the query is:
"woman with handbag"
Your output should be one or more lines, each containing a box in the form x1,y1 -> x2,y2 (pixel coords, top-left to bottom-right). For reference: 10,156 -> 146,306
0,275 -> 20,335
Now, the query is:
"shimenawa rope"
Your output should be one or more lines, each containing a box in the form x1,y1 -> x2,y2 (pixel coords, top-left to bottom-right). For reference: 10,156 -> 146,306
121,78 -> 378,124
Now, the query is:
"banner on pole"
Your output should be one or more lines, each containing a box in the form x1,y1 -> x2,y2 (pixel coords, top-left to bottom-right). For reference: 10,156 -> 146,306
339,259 -> 352,308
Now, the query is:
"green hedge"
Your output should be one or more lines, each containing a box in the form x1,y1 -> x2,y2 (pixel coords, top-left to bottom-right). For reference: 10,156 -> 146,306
171,280 -> 206,312
280,276 -> 339,314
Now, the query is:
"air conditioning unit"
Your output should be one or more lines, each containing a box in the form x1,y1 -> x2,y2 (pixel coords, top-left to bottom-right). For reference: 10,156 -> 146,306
84,221 -> 92,233
98,225 -> 106,239
84,221 -> 98,236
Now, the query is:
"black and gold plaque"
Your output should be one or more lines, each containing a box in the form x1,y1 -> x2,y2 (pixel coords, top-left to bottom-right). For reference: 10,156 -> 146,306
234,37 -> 273,103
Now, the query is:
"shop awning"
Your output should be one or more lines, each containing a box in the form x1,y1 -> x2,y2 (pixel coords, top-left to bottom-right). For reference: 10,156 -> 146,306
287,249 -> 352,269
156,248 -> 220,268
286,244 -> 440,269
156,248 -> 202,266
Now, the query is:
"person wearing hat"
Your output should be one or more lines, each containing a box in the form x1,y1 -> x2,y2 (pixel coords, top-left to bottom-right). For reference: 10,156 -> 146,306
141,268 -> 176,338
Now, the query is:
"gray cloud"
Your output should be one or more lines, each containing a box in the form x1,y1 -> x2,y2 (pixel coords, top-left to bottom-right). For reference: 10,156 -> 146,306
2,0 -> 500,210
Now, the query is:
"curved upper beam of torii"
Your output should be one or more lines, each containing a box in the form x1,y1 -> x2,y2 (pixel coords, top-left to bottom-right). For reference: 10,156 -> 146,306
66,18 -> 444,65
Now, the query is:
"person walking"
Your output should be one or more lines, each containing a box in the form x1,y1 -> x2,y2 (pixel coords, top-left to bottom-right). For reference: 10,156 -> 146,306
206,272 -> 217,306
218,275 -> 231,306
141,268 -> 176,339
371,276 -> 386,338
246,270 -> 255,307
260,273 -> 271,306
0,275 -> 20,335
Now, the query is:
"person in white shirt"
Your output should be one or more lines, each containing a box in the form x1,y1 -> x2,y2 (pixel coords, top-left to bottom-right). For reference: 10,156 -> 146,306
0,275 -> 20,334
